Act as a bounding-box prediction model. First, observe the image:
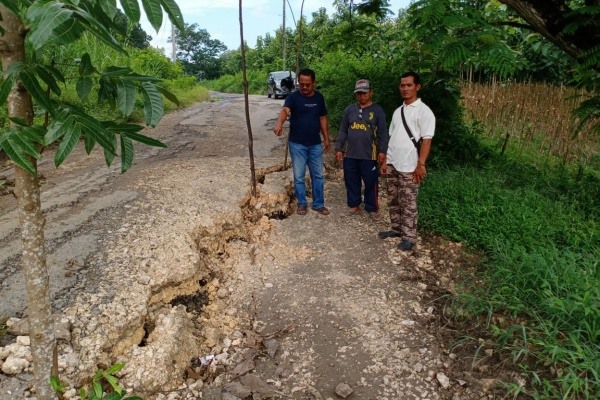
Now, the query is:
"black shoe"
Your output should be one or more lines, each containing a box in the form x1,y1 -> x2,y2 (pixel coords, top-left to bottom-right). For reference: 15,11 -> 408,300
378,230 -> 402,239
398,240 -> 414,251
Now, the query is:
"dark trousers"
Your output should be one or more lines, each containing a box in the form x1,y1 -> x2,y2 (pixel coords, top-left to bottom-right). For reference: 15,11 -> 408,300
343,157 -> 379,212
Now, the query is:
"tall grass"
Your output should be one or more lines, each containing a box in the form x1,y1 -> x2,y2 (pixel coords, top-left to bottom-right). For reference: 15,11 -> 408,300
42,34 -> 207,120
422,82 -> 600,398
203,70 -> 267,95
461,82 -> 599,170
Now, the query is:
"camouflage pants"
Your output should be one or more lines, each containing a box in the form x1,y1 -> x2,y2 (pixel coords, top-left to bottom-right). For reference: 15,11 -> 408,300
385,165 -> 419,243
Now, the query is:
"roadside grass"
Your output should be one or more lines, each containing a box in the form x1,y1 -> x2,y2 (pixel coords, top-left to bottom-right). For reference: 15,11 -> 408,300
40,37 -> 205,123
420,159 -> 600,399
203,70 -> 267,95
0,316 -> 7,343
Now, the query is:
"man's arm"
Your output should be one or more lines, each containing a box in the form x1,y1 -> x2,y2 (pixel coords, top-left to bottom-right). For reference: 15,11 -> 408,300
376,107 -> 389,168
335,108 -> 351,162
413,138 -> 432,184
320,115 -> 330,152
273,107 -> 291,136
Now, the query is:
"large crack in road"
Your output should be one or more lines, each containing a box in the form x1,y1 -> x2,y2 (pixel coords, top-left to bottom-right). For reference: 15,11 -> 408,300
1,94 -> 517,399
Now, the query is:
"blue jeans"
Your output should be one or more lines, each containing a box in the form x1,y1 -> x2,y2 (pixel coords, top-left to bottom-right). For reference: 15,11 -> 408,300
289,141 -> 325,209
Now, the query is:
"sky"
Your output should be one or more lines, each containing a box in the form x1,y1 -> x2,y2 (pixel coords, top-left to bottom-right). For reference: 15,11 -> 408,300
141,0 -> 413,57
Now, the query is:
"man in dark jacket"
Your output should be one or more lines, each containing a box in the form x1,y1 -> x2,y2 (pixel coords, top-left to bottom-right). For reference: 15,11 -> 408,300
335,79 -> 388,220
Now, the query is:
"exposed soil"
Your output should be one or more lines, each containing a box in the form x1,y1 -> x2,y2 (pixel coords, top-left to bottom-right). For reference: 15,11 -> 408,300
0,93 -> 526,399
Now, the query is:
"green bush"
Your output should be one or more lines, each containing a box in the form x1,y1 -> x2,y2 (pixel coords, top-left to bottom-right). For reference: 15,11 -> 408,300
130,48 -> 183,80
204,70 -> 267,95
420,163 -> 600,399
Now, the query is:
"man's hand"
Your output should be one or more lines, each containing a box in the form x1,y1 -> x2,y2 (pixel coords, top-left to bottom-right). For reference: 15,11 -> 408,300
335,151 -> 343,162
413,163 -> 427,184
323,138 -> 330,152
273,123 -> 283,136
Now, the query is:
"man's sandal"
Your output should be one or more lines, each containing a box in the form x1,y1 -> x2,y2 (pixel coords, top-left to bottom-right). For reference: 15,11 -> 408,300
297,206 -> 307,215
312,207 -> 330,215
348,207 -> 361,216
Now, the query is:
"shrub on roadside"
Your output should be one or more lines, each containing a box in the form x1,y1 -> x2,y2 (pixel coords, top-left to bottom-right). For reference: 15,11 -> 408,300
419,163 -> 600,399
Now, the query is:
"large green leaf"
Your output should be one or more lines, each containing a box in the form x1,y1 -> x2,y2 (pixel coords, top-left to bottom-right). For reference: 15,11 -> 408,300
119,0 -> 140,23
45,111 -> 74,145
0,74 -> 15,104
122,130 -> 166,148
103,66 -> 132,77
44,63 -> 65,83
0,0 -> 23,15
98,75 -> 117,106
119,133 -> 134,173
72,112 -> 116,154
79,53 -> 96,76
33,64 -> 61,96
157,85 -> 179,106
159,0 -> 184,31
56,106 -> 116,156
99,0 -> 117,20
141,0 -> 162,32
139,82 -> 163,127
123,72 -> 160,82
0,127 -> 42,175
76,76 -> 93,100
28,3 -> 73,50
47,18 -> 85,46
25,0 -> 58,24
84,134 -> 95,154
19,69 -> 55,115
103,121 -> 143,134
103,134 -> 117,166
54,123 -> 81,167
116,82 -> 137,117
72,8 -> 125,54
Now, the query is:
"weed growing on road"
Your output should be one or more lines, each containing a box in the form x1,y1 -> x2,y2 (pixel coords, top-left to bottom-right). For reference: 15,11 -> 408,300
0,316 -> 7,342
420,159 -> 600,399
51,363 -> 142,400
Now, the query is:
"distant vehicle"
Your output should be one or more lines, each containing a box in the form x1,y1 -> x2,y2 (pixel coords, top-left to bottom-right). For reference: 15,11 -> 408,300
267,71 -> 297,99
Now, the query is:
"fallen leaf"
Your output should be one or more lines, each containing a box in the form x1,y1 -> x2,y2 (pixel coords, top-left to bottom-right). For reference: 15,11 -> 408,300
262,338 -> 279,358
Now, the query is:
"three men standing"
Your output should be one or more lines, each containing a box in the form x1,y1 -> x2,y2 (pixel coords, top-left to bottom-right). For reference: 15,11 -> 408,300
273,69 -> 435,252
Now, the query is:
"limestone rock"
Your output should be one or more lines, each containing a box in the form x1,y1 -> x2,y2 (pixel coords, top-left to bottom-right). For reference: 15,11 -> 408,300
123,306 -> 201,393
1,356 -> 30,375
16,336 -> 30,346
436,372 -> 451,389
335,382 -> 353,398
0,346 -> 10,360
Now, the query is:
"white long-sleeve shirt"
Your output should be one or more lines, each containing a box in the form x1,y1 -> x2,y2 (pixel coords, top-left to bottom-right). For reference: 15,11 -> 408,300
387,98 -> 435,173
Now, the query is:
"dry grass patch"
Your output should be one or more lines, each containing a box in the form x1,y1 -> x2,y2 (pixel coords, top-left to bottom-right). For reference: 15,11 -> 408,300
461,82 -> 599,166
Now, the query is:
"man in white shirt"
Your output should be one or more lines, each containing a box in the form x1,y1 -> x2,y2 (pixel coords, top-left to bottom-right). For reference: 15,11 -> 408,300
378,72 -> 435,251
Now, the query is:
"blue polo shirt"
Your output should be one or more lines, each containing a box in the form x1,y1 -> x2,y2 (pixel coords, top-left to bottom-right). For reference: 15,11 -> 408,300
284,91 -> 328,146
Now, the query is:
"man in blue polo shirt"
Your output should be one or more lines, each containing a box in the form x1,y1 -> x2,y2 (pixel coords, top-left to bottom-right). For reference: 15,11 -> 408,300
273,68 -> 331,216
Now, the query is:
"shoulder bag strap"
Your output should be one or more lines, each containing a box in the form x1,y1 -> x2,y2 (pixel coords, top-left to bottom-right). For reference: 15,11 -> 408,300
401,105 -> 421,152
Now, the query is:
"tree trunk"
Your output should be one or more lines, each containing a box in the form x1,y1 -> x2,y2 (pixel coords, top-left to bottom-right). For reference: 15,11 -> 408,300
499,0 -> 600,62
0,6 -> 57,400
239,0 -> 257,197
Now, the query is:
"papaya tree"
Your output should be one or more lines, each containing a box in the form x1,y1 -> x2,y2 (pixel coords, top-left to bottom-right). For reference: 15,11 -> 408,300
0,0 -> 183,399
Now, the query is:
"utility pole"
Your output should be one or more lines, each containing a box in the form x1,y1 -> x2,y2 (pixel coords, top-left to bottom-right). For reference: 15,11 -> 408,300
282,0 -> 286,70
171,22 -> 177,62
